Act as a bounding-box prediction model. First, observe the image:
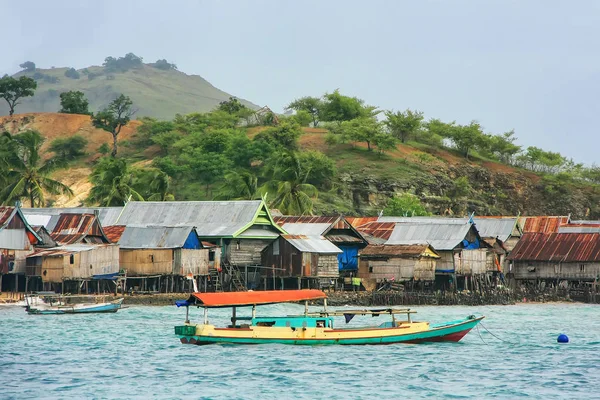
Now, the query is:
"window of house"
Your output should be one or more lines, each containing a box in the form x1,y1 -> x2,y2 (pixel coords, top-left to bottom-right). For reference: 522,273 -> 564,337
150,254 -> 154,262
209,251 -> 215,262
273,240 -> 280,256
368,266 -> 374,273
236,241 -> 241,250
580,264 -> 585,272
70,254 -> 74,264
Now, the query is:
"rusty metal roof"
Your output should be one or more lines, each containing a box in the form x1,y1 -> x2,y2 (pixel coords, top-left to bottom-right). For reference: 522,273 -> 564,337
273,216 -> 339,225
345,217 -> 379,229
360,244 -> 439,258
519,216 -> 570,234
50,213 -> 110,245
357,222 -> 396,240
0,206 -> 43,244
508,232 -> 600,262
103,225 -> 126,243
0,207 -> 17,227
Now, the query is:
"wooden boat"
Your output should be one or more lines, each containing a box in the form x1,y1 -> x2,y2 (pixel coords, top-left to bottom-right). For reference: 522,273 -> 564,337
174,290 -> 484,345
26,295 -> 124,315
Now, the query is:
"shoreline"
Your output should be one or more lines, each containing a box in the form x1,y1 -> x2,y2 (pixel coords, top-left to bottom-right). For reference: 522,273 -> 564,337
90,289 -> 582,307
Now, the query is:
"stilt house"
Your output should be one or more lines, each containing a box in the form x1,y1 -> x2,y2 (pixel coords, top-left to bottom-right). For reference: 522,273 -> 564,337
0,206 -> 43,292
273,215 -> 368,274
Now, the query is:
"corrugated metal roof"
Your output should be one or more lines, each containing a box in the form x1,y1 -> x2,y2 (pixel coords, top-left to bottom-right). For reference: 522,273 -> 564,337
378,216 -> 469,224
103,225 -> 126,243
570,220 -> 600,225
116,201 -> 278,237
0,207 -> 17,227
28,244 -> 114,257
360,244 -> 439,258
473,217 -> 519,241
236,227 -> 280,238
282,223 -> 331,235
118,226 -> 195,249
282,235 -> 342,254
50,213 -> 109,245
519,216 -> 570,234
22,207 -> 123,228
274,216 -> 338,225
326,234 -> 364,243
345,217 -> 379,229
508,232 -> 600,262
357,222 -> 396,240
386,223 -> 474,250
558,225 -> 600,233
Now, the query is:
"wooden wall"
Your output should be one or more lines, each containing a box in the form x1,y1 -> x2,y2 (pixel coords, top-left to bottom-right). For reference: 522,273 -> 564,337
455,249 -> 487,275
228,239 -> 273,266
359,257 -> 436,282
120,249 -> 174,276
174,249 -> 210,276
315,255 -> 339,278
513,261 -> 600,281
64,245 -> 120,280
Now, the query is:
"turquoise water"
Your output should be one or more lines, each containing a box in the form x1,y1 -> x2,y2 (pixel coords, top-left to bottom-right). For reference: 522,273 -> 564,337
2,303 -> 599,399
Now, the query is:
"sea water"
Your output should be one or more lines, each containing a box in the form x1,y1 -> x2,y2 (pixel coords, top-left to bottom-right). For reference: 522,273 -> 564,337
1,303 -> 599,399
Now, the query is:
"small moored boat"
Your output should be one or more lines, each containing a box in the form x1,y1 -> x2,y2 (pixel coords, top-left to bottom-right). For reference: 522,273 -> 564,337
174,290 -> 483,345
26,294 -> 124,315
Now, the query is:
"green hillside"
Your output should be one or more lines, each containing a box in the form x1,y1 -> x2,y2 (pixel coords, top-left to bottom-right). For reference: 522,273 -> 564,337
1,64 -> 258,119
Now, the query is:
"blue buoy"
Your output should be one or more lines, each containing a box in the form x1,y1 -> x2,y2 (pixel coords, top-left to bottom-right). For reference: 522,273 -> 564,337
557,334 -> 569,343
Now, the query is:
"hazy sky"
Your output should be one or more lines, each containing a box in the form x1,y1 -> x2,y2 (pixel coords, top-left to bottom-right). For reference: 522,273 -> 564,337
5,0 -> 600,163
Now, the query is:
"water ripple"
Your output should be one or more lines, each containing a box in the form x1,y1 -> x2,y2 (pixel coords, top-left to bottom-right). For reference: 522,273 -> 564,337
2,303 -> 600,399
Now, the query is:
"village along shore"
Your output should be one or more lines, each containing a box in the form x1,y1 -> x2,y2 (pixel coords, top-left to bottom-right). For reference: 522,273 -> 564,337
92,286 -> 587,307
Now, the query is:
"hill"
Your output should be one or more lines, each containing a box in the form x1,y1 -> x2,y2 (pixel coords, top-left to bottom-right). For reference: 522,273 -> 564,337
1,64 -> 258,119
3,112 -> 598,218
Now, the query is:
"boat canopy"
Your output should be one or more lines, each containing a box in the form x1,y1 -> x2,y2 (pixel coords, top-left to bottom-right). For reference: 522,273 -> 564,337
178,290 -> 327,308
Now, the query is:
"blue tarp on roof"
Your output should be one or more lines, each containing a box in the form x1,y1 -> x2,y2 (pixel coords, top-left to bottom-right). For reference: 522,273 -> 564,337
183,231 -> 201,249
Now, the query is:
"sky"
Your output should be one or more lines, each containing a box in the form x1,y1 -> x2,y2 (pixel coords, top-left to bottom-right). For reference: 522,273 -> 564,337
5,0 -> 600,164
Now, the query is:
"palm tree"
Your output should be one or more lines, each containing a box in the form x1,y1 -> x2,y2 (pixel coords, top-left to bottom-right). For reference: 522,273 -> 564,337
139,168 -> 175,201
86,158 -> 144,206
219,171 -> 259,200
261,151 -> 318,215
0,130 -> 73,207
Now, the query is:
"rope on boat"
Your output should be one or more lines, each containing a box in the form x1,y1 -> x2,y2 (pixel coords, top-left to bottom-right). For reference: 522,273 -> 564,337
476,324 -> 487,345
478,322 -> 514,344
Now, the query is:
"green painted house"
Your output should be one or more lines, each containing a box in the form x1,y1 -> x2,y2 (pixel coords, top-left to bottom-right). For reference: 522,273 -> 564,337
116,200 -> 285,266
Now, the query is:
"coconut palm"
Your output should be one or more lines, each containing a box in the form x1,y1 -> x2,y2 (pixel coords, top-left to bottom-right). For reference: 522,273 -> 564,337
86,157 -> 144,206
136,168 -> 175,201
261,151 -> 318,215
0,130 -> 73,207
219,171 -> 259,200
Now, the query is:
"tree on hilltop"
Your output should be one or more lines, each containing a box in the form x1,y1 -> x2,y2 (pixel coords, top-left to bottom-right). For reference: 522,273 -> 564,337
59,91 -> 90,115
384,109 -> 424,143
286,96 -> 323,127
19,61 -> 36,72
0,75 -> 37,116
92,94 -> 136,157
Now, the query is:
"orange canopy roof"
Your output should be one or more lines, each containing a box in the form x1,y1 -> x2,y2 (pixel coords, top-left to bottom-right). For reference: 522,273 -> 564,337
188,290 -> 327,307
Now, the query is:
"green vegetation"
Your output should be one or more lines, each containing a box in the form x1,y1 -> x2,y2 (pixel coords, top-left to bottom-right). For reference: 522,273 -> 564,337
64,68 -> 80,79
384,193 -> 430,216
49,135 -> 88,160
92,94 -> 136,157
59,90 -> 90,115
0,75 -> 37,116
0,130 -> 72,207
19,61 -> 36,72
1,53 -> 257,118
